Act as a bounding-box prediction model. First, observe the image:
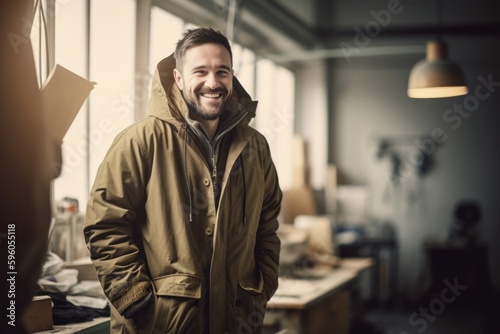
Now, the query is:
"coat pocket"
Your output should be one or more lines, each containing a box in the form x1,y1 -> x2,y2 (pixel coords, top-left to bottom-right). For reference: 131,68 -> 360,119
135,274 -> 203,333
152,273 -> 202,298
234,273 -> 267,334
238,273 -> 264,296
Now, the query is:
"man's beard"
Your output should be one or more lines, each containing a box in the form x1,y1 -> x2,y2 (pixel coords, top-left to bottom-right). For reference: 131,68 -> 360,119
186,100 -> 226,120
184,88 -> 229,121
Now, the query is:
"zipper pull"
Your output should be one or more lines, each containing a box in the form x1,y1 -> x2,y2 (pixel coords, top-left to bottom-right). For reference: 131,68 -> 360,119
211,154 -> 217,180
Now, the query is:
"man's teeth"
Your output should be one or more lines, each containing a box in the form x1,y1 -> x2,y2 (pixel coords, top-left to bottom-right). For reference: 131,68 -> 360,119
201,93 -> 222,98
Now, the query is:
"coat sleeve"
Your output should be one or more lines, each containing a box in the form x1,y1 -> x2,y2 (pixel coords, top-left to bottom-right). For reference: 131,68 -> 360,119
254,139 -> 282,301
83,129 -> 151,315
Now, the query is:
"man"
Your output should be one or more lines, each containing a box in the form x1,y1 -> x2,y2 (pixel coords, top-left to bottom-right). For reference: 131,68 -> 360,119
84,28 -> 282,333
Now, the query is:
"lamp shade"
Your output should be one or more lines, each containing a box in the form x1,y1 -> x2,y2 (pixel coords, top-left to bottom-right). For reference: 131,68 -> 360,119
408,40 -> 468,98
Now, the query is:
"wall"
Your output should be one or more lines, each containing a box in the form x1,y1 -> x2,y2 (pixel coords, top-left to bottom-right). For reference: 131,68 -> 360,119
326,36 -> 500,301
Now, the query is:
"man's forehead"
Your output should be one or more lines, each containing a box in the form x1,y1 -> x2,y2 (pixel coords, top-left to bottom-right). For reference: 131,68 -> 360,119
183,43 -> 232,66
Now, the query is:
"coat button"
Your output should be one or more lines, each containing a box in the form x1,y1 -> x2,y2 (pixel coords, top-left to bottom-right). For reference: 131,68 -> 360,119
235,300 -> 242,307
204,227 -> 213,236
203,178 -> 210,186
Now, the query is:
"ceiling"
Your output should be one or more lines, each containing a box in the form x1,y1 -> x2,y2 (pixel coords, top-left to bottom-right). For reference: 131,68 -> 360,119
157,0 -> 500,62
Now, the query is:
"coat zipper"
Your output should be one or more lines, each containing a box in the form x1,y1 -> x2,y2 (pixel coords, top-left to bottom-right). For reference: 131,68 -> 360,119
211,150 -> 217,194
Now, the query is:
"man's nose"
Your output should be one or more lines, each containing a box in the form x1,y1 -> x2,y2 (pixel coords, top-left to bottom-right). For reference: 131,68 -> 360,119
205,72 -> 220,89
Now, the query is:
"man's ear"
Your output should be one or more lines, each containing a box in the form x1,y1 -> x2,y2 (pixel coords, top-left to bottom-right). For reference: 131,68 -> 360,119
173,69 -> 183,90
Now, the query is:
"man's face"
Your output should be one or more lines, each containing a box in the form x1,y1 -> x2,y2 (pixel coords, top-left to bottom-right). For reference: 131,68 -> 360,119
174,43 -> 233,121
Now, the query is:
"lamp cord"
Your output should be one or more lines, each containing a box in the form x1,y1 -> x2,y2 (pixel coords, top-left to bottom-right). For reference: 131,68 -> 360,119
437,0 -> 444,41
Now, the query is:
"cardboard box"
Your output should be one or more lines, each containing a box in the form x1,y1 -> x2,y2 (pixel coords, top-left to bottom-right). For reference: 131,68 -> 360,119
22,295 -> 53,333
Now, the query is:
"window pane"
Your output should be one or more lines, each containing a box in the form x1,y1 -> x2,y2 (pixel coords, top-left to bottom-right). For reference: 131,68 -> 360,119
184,22 -> 200,31
150,7 -> 184,74
52,0 -> 88,207
232,44 -> 255,98
255,60 -> 295,189
88,0 -> 136,195
274,66 -> 295,189
30,3 -> 44,86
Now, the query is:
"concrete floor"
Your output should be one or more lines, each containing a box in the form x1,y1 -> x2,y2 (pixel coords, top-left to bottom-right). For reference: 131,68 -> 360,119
358,308 -> 485,334
352,295 -> 500,334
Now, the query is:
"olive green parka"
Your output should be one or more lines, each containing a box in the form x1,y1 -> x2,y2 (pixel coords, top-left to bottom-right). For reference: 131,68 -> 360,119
83,55 -> 282,334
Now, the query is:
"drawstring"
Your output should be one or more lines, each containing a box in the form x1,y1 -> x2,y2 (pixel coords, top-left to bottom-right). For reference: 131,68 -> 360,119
239,155 -> 247,225
183,124 -> 193,222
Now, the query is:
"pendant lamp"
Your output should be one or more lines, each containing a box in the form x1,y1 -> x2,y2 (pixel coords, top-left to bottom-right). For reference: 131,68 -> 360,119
407,40 -> 468,98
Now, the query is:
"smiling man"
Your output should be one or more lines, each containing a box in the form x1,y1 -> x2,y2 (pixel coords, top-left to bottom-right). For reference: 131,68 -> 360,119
84,28 -> 282,333
174,40 -> 233,127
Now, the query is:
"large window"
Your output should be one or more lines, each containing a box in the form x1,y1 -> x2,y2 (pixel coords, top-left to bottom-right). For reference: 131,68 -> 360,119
232,43 -> 256,98
52,0 -> 88,206
255,59 -> 295,189
87,0 -> 135,182
149,7 -> 184,74
49,0 -> 136,208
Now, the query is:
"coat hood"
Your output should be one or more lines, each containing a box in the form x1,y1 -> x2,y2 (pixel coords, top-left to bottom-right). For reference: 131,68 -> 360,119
147,53 -> 257,128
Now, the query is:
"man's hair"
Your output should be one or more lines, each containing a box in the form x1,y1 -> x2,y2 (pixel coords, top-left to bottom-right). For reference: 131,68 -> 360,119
174,27 -> 233,70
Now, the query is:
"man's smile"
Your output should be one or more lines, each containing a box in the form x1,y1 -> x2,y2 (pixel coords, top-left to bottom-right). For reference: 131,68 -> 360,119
200,92 -> 223,99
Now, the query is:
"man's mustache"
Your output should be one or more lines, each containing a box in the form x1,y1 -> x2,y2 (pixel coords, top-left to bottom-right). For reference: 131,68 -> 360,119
197,88 -> 228,95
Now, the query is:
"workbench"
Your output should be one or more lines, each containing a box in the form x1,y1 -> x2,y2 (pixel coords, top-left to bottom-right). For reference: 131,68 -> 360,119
33,259 -> 372,334
265,258 -> 373,334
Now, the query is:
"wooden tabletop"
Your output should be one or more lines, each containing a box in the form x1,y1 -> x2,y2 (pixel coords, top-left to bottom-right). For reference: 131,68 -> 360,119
268,257 -> 373,310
